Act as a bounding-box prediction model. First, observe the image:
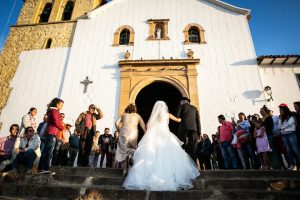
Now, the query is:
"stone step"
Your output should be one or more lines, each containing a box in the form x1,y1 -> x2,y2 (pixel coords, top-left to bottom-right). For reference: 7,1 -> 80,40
49,166 -> 300,179
50,166 -> 123,177
200,170 -> 300,179
0,195 -> 55,200
1,184 -> 300,200
2,172 -> 300,192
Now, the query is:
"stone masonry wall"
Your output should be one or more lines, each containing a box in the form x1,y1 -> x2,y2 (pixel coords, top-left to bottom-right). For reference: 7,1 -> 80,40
0,0 -> 106,129
0,22 -> 76,115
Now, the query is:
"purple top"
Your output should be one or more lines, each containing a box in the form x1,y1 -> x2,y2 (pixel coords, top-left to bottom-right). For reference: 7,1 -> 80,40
0,135 -> 16,157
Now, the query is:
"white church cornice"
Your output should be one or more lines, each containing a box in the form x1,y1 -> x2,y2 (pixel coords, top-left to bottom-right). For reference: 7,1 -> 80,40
205,0 -> 250,15
86,0 -> 250,19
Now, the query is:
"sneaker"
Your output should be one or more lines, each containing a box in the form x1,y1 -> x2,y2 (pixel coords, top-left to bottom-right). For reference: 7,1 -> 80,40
287,165 -> 295,170
38,170 -> 45,174
38,170 -> 54,174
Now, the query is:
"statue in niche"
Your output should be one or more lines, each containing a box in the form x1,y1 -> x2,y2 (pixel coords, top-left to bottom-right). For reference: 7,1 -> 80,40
155,23 -> 164,39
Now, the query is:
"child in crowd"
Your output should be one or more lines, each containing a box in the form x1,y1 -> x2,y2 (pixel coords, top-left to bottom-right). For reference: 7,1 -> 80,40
254,119 -> 271,170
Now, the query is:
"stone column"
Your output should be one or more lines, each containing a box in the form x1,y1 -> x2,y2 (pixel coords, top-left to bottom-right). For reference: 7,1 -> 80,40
186,64 -> 200,110
119,67 -> 132,115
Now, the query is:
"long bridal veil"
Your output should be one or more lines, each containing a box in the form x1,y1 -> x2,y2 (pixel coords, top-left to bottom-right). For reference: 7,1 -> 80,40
146,101 -> 169,129
123,100 -> 200,191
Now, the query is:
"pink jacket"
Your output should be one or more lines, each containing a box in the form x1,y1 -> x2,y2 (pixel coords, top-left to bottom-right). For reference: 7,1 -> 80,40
46,108 -> 64,138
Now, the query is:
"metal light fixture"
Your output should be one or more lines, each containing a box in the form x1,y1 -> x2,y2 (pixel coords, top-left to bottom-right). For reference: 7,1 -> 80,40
264,86 -> 273,102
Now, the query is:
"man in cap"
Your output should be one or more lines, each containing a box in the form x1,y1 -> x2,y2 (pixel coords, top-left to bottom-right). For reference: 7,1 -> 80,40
76,104 -> 103,167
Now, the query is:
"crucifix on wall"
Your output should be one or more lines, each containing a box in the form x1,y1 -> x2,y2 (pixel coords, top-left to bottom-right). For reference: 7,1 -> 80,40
80,76 -> 93,94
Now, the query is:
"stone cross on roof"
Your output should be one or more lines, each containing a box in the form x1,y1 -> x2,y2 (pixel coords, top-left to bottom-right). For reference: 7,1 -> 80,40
80,76 -> 93,94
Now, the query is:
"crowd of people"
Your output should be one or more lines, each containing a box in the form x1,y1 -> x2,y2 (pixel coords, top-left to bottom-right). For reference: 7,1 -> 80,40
0,97 -> 300,175
196,103 -> 300,171
0,98 -> 120,174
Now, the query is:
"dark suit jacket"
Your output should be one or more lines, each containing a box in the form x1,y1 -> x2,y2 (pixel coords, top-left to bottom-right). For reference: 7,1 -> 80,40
177,103 -> 201,138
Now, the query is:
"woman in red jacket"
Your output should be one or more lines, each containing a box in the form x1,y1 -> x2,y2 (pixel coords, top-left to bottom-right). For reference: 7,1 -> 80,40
38,98 -> 64,174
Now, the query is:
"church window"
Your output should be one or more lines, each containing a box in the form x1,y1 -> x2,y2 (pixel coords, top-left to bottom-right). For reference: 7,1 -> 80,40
62,1 -> 75,21
183,24 -> 206,44
40,3 -> 53,23
188,28 -> 200,43
45,38 -> 52,49
113,25 -> 134,46
119,29 -> 130,45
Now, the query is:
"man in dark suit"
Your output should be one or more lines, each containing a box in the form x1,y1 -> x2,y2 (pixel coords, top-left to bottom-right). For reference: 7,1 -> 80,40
176,97 -> 201,162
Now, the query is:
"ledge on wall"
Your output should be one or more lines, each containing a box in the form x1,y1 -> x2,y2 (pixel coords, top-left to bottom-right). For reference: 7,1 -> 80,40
118,58 -> 200,66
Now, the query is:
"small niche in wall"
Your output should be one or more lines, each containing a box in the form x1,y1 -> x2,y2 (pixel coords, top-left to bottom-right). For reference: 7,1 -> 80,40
147,19 -> 170,40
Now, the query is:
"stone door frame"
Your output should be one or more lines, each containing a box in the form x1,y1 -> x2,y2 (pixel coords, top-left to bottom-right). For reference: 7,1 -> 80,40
118,59 -> 200,115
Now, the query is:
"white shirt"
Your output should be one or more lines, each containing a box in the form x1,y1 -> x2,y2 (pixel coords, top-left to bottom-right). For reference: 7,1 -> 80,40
278,116 -> 296,134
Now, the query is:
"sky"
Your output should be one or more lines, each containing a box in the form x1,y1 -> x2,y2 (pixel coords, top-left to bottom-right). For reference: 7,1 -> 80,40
0,0 -> 299,56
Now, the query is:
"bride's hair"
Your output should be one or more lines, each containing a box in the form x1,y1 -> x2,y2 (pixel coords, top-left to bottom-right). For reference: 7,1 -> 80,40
125,104 -> 137,113
147,101 -> 169,128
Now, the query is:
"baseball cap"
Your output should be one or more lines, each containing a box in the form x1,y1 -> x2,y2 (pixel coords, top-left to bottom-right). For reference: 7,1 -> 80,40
278,103 -> 288,107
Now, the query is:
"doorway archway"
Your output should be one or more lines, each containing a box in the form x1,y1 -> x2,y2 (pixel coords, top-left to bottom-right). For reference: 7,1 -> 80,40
135,81 -> 182,138
118,58 -> 200,125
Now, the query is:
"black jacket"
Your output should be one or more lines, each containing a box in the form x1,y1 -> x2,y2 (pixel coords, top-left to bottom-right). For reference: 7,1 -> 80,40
177,103 -> 201,137
196,139 -> 212,156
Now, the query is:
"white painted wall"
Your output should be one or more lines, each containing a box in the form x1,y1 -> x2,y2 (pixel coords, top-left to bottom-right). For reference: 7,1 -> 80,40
0,48 -> 70,137
5,0 -> 288,136
59,0 -> 266,135
259,65 -> 300,114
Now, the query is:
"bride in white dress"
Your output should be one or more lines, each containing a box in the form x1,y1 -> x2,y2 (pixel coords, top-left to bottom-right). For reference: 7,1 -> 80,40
123,101 -> 200,191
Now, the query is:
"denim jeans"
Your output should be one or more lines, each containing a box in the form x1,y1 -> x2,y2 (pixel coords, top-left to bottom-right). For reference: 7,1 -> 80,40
220,141 -> 238,169
38,134 -> 57,171
89,154 -> 99,167
241,142 -> 260,169
40,139 -> 46,154
267,137 -> 282,169
68,147 -> 78,167
237,148 -> 248,169
282,132 -> 300,166
51,140 -> 62,166
13,149 -> 37,170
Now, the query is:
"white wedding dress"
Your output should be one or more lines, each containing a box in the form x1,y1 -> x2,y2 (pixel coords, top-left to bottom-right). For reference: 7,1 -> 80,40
123,101 -> 200,191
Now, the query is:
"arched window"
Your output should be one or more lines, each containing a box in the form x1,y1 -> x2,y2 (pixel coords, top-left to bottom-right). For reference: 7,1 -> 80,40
113,25 -> 134,46
62,1 -> 74,21
40,3 -> 53,23
45,38 -> 52,49
183,23 -> 206,44
188,28 -> 200,43
119,29 -> 130,45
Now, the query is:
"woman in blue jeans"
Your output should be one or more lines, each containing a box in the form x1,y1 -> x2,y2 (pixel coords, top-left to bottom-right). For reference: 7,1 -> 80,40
278,104 -> 300,170
38,98 -> 64,174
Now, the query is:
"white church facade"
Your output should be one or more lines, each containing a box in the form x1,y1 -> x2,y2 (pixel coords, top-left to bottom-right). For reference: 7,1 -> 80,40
0,0 -> 299,137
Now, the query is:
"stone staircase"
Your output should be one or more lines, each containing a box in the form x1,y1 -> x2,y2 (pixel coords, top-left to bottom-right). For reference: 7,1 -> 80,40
0,167 -> 300,200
